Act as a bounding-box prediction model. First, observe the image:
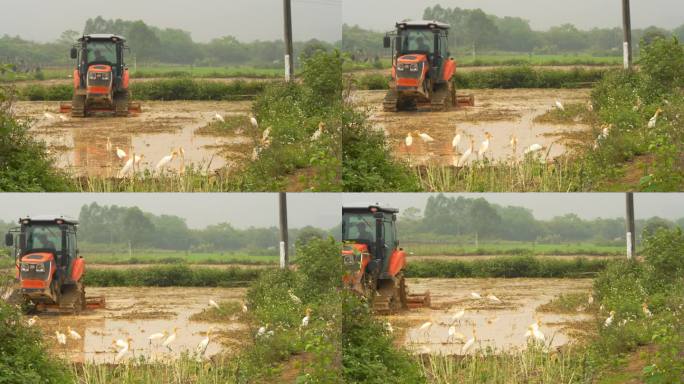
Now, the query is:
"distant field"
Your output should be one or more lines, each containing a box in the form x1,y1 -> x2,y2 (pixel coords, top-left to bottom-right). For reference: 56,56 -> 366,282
402,242 -> 624,256
2,65 -> 284,82
344,54 -> 622,71
84,251 -> 279,265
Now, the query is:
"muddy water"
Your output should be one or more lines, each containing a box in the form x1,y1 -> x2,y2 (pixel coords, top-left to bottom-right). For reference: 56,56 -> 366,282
354,89 -> 591,167
389,278 -> 593,355
29,287 -> 248,363
14,101 -> 255,177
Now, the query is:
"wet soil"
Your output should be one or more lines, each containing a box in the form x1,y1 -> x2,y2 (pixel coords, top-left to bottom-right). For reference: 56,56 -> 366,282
385,278 -> 594,356
14,101 -> 256,177
28,286 -> 249,363
353,89 -> 592,167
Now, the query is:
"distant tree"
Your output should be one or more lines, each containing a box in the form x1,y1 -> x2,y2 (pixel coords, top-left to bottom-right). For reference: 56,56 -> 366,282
127,21 -> 161,62
674,24 -> 684,41
121,207 -> 155,248
642,217 -> 673,238
401,207 -> 422,222
464,9 -> 499,53
57,30 -> 80,46
295,226 -> 327,246
641,26 -> 671,46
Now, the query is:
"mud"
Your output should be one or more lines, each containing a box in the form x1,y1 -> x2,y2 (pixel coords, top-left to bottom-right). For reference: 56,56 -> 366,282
14,101 -> 256,177
386,278 -> 593,355
353,89 -> 592,166
27,286 -> 249,363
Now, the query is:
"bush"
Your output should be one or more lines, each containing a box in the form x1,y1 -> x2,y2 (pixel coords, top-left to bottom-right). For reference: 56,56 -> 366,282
84,265 -> 261,287
454,67 -> 605,89
639,37 -> 684,95
0,88 -> 72,191
0,302 -> 74,383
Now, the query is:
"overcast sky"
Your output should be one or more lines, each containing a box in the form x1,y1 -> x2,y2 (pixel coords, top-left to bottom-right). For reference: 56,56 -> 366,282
343,0 -> 683,31
342,193 -> 684,221
0,193 -> 341,230
0,0 -> 342,43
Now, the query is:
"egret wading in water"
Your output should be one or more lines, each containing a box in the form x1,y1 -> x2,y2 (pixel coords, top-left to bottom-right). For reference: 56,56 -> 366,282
148,330 -> 167,345
155,150 -> 178,171
555,99 -> 565,111
461,327 -> 476,355
115,147 -> 126,160
524,144 -> 543,155
478,132 -> 493,159
67,326 -> 82,340
196,329 -> 213,361
417,131 -> 435,143
405,132 -> 414,148
163,327 -> 178,351
209,299 -> 220,310
452,131 -> 462,153
214,113 -> 225,123
457,137 -> 474,167
55,330 -> 67,345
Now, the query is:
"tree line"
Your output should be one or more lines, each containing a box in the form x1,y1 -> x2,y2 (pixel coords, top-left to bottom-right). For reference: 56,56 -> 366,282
0,202 -> 332,253
399,195 -> 684,244
0,16 -> 336,69
343,5 -> 684,59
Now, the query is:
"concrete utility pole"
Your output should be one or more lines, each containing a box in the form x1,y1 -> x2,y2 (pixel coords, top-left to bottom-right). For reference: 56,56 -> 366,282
622,0 -> 633,70
279,192 -> 289,269
283,0 -> 295,81
625,192 -> 636,259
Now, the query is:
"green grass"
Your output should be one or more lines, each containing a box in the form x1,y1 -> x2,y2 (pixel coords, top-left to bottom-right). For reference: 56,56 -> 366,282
84,251 -> 278,265
405,256 -> 611,278
189,301 -> 244,322
83,265 -> 261,287
403,242 -> 623,256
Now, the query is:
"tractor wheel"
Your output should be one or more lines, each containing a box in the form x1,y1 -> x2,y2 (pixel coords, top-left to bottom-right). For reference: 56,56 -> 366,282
71,94 -> 86,118
114,90 -> 130,117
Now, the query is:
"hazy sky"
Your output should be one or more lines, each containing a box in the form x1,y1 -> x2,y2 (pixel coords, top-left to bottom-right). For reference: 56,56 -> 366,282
0,193 -> 341,230
342,194 -> 684,221
0,0 -> 342,43
343,0 -> 683,31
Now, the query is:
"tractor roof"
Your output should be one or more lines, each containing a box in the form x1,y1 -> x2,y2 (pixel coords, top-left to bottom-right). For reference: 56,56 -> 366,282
343,205 -> 399,214
80,34 -> 126,42
397,20 -> 450,30
19,215 -> 78,225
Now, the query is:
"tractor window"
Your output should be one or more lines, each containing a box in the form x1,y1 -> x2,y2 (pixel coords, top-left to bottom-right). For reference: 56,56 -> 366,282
86,41 -> 117,64
383,220 -> 395,250
342,213 -> 376,243
26,225 -> 62,253
399,30 -> 435,54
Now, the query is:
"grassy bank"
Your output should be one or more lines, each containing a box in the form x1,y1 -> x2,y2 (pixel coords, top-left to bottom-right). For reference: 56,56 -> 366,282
84,251 -> 278,265
352,67 -> 607,91
83,265 -> 261,287
18,78 -> 265,101
405,256 -> 610,278
403,242 -> 623,257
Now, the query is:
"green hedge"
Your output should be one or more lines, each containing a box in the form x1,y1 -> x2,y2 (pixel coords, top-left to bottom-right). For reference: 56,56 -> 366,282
405,256 -> 610,278
454,67 -> 607,89
83,265 -> 262,287
18,78 -> 266,101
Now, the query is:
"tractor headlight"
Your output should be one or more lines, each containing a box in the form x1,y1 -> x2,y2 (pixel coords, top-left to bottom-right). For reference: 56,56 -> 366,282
408,63 -> 419,72
20,263 -> 29,272
101,73 -> 110,80
35,263 -> 46,273
88,72 -> 97,80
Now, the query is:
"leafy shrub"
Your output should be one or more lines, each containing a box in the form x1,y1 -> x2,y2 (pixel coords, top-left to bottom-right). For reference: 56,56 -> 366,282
84,265 -> 261,287
454,67 -> 605,89
639,37 -> 684,96
0,302 -> 74,383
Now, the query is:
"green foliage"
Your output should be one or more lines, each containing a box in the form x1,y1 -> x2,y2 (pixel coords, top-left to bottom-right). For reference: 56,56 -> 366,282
642,227 -> 684,281
342,293 -> 425,383
353,74 -> 389,90
405,256 -> 609,278
341,107 -> 420,191
454,67 -> 605,89
83,265 -> 261,287
0,88 -> 72,191
0,302 -> 74,383
639,37 -> 684,95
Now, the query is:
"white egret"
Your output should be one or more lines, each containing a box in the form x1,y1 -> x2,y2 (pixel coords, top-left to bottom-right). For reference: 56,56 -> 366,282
257,325 -> 267,337
647,108 -> 663,128
457,138 -> 474,167
461,328 -> 476,354
214,113 -> 225,123
451,309 -> 465,323
447,325 -> 457,342
114,338 -> 132,362
115,147 -> 127,160
44,112 -> 56,120
242,302 -> 248,313
261,127 -> 271,143
209,299 -> 220,310
301,308 -> 312,328
155,150 -> 177,171
27,316 -> 38,327
588,294 -> 594,305
487,294 -> 502,303
195,329 -> 212,360
478,132 -> 493,159
312,122 -> 325,140
452,132 -> 462,151
524,144 -> 543,155
470,292 -> 482,300
418,132 -> 435,143
555,100 -> 565,111
250,116 -> 259,129
604,311 -> 615,327
118,154 -> 144,178
148,330 -> 167,344
405,132 -> 414,147
55,330 -> 67,345
642,303 -> 653,318
384,322 -> 394,334
67,326 -> 82,340
59,114 -> 68,122
163,327 -> 178,351
113,338 -> 129,350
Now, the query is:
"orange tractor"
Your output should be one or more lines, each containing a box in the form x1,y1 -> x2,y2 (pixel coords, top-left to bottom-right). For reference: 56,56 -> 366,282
382,20 -> 474,112
60,34 -> 140,117
4,216 -> 104,313
342,205 -> 429,314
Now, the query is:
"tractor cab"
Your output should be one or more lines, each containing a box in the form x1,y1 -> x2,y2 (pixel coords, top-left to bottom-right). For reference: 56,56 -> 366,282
382,20 -> 473,112
342,205 -> 429,314
62,34 -> 139,117
5,216 -> 86,311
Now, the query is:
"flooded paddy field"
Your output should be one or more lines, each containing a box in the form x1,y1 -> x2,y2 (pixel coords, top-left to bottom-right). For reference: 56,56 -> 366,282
13,100 -> 257,177
407,254 -> 619,262
25,286 -> 249,363
385,278 -> 594,356
352,89 -> 592,167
